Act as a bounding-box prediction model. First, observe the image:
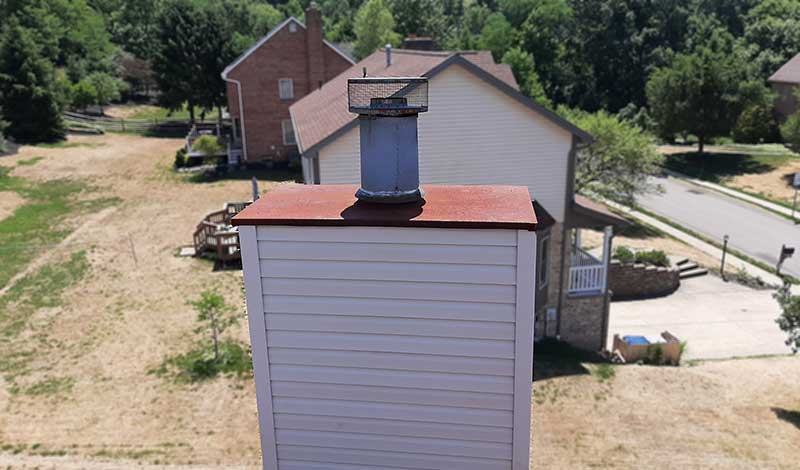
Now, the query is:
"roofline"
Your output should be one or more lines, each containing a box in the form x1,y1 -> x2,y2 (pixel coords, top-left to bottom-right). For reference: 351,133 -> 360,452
221,16 -> 355,79
768,78 -> 800,85
296,52 -> 594,155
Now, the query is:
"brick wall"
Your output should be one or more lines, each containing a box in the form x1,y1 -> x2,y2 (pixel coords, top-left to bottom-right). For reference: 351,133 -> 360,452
225,6 -> 352,163
608,260 -> 680,299
559,294 -> 608,351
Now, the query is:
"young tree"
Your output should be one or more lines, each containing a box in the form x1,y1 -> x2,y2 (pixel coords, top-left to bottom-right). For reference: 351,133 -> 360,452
0,17 -> 65,142
501,47 -> 551,107
774,281 -> 800,353
353,0 -> 401,60
86,72 -> 121,113
558,106 -> 664,203
478,12 -> 515,62
189,290 -> 238,362
71,80 -> 98,112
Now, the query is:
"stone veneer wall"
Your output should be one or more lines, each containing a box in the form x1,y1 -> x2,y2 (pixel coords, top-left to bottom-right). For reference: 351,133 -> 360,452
534,223 -> 565,340
559,293 -> 608,351
608,260 -> 680,299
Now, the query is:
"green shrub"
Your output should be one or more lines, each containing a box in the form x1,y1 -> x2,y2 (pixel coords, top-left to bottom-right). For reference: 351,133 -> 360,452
613,246 -> 635,263
191,135 -> 224,156
781,113 -> 800,153
634,249 -> 670,267
152,340 -> 251,383
174,148 -> 187,168
733,103 -> 777,144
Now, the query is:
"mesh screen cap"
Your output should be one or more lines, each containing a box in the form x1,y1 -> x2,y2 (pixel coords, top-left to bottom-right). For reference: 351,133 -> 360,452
348,77 -> 429,116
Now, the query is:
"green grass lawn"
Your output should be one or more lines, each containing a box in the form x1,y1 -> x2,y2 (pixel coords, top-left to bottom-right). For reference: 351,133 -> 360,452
0,166 -> 118,290
663,151 -> 797,184
130,104 -> 221,121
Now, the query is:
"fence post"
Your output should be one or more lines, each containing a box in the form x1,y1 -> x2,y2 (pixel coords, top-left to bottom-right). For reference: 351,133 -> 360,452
121,119 -> 126,132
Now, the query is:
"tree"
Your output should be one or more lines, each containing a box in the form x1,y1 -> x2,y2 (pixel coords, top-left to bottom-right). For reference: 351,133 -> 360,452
518,0 -> 571,100
501,47 -> 550,107
558,106 -> 664,203
774,281 -> 800,353
108,0 -> 164,61
646,45 -> 747,154
388,0 -> 448,41
743,0 -> 800,78
498,0 -> 537,28
0,17 -> 65,142
188,290 -> 238,362
86,72 -> 121,113
71,80 -> 97,112
353,0 -> 400,60
0,108 -> 7,153
478,12 -> 515,62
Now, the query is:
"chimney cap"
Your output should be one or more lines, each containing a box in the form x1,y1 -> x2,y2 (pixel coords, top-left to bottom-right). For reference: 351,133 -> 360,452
347,77 -> 428,116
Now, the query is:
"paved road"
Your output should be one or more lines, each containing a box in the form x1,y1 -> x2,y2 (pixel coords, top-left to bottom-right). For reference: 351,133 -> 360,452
609,274 -> 791,360
638,176 -> 800,279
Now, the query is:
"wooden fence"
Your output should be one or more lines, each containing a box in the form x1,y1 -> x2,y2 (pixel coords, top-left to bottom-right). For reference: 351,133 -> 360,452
64,111 -> 222,135
193,202 -> 250,262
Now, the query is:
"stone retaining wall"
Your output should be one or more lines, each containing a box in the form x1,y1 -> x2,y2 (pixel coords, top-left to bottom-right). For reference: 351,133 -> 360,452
609,260 -> 680,299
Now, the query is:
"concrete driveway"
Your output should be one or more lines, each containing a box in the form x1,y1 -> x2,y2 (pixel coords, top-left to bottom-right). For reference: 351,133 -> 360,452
607,275 -> 793,360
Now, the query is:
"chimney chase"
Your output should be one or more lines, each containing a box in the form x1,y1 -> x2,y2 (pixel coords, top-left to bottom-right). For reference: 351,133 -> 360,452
347,77 -> 428,203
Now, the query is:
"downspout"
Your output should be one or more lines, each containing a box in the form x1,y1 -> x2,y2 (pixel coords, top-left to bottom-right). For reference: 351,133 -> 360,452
222,75 -> 248,163
556,135 -> 580,339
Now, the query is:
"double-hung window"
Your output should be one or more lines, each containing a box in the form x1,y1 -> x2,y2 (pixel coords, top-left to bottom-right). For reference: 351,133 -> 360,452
278,78 -> 294,100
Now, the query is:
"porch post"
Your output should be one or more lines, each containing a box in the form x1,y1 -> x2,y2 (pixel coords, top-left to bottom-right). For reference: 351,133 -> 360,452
601,225 -> 613,293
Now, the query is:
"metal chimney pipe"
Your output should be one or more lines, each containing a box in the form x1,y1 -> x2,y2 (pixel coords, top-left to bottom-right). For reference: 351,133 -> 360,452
386,44 -> 392,67
347,77 -> 429,203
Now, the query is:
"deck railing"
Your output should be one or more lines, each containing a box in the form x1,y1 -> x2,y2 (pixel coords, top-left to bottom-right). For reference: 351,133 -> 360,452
568,247 -> 606,294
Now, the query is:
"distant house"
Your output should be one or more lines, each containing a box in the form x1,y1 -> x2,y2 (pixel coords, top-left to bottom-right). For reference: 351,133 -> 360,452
221,4 -> 354,164
768,53 -> 800,122
289,47 -> 628,351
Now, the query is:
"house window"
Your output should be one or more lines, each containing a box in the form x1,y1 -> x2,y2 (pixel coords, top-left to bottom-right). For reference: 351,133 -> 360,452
538,235 -> 550,288
232,117 -> 241,140
282,120 -> 296,145
278,78 -> 294,100
289,22 -> 297,33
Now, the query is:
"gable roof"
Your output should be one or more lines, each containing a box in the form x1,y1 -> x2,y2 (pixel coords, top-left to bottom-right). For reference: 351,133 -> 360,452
290,49 -> 592,154
769,53 -> 800,85
222,16 -> 355,79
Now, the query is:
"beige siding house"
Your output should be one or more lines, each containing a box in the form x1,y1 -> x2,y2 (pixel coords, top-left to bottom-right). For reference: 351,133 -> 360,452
290,48 -> 628,351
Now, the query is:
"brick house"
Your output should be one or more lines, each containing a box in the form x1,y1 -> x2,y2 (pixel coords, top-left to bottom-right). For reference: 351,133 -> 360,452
221,4 -> 354,164
769,53 -> 800,122
289,47 -> 629,351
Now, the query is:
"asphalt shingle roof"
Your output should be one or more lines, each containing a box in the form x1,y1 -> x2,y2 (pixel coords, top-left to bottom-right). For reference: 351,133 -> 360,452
769,53 -> 800,84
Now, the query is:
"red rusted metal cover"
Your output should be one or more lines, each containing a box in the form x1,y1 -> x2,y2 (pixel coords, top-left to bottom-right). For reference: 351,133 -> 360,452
232,184 -> 537,230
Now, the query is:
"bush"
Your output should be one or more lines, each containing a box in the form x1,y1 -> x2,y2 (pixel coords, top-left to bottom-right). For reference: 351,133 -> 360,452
151,340 -> 251,383
174,147 -> 187,168
781,114 -> 800,153
635,249 -> 670,267
613,246 -> 635,263
191,135 -> 224,156
733,103 -> 777,144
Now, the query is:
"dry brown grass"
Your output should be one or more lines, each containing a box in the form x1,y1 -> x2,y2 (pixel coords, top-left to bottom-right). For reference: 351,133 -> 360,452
726,159 -> 800,206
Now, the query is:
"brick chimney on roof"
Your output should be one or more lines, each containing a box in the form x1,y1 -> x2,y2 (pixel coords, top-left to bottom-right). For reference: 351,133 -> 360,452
403,35 -> 435,51
305,2 -> 325,90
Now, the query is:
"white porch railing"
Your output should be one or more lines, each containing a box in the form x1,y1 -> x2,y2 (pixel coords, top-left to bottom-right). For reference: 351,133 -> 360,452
568,247 -> 606,294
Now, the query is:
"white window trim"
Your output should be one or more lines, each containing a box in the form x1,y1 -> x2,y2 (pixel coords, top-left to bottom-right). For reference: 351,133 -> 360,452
282,120 -> 296,145
538,234 -> 550,289
278,78 -> 294,100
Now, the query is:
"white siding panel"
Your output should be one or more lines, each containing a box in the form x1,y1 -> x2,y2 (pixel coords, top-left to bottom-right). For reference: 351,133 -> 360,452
265,314 -> 514,339
264,296 -> 516,322
261,259 -> 516,284
247,225 -> 533,470
274,414 -> 513,443
275,430 -> 511,459
266,331 -> 515,358
276,446 -> 511,470
258,240 -> 517,265
271,381 -> 514,410
317,64 -> 573,221
269,365 -> 514,394
257,225 -> 517,246
268,348 -> 515,376
262,278 -> 515,303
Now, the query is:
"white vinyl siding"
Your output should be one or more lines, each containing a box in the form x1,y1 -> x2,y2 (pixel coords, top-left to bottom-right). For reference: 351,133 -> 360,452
278,78 -> 294,100
281,120 -> 296,145
317,63 -> 573,221
240,225 -> 535,470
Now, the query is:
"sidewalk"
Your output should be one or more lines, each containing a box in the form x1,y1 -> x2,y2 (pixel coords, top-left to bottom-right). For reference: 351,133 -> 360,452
663,169 -> 798,221
602,199 -> 784,287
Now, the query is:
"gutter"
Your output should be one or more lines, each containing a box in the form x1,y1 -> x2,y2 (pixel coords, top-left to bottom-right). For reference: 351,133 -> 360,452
221,74 -> 248,163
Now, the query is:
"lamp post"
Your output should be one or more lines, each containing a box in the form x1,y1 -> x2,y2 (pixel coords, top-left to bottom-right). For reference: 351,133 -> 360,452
720,234 -> 729,281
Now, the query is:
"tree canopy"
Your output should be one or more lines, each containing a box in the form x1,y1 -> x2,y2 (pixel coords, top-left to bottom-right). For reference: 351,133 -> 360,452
354,0 -> 401,60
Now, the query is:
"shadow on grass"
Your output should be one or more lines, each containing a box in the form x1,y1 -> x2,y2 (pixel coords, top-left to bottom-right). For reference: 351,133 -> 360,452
616,217 -> 662,239
663,152 -> 787,183
187,165 -> 301,184
772,407 -> 800,429
533,338 -> 606,381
